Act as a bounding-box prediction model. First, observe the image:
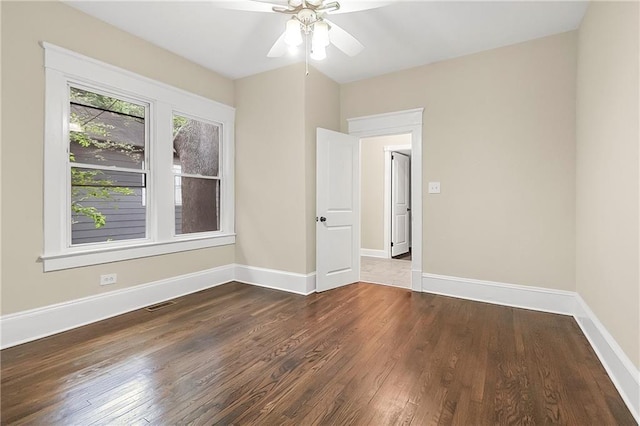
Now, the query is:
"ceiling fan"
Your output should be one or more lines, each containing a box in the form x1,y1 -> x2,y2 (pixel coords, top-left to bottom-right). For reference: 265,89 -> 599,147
216,0 -> 390,61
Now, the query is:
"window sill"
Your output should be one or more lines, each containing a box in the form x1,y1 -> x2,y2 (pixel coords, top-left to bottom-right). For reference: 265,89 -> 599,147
40,234 -> 236,272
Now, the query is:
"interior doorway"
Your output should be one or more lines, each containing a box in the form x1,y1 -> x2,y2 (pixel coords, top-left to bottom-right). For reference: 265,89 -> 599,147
347,108 -> 424,292
359,134 -> 412,288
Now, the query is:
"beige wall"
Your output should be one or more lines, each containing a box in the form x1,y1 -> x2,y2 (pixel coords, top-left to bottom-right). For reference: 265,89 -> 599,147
361,134 -> 411,251
235,65 -> 339,275
576,1 -> 639,369
341,31 -> 577,291
235,64 -> 307,273
304,69 -> 341,273
3,2 -> 637,375
0,1 -> 236,315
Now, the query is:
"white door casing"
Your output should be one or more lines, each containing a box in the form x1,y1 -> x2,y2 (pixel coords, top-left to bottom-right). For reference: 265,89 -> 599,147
391,152 -> 410,257
316,128 -> 360,292
348,108 -> 423,292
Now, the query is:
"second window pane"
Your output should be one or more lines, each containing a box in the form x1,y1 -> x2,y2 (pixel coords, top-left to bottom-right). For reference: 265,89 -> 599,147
173,115 -> 220,177
175,177 -> 220,235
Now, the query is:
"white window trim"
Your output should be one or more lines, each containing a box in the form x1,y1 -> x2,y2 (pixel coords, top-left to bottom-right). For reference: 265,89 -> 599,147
41,42 -> 235,272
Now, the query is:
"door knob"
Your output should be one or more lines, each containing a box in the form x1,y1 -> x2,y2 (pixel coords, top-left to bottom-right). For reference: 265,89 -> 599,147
319,216 -> 327,222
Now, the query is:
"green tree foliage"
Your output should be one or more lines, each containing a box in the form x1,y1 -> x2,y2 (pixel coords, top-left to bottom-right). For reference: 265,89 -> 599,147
69,88 -> 142,229
69,87 -> 200,237
173,115 -> 188,137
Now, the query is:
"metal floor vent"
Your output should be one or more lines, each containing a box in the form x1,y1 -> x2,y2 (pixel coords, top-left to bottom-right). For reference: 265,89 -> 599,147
145,300 -> 176,312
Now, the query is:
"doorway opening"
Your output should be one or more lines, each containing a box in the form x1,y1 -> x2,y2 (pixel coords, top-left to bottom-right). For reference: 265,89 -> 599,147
347,108 -> 423,292
359,134 -> 412,288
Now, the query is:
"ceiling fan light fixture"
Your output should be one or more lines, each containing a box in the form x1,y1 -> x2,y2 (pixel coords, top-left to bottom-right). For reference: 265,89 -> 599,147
310,44 -> 327,61
284,19 -> 303,47
261,0 -> 363,72
312,20 -> 330,47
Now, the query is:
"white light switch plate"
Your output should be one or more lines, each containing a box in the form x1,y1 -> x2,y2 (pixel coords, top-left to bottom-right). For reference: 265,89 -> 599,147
428,182 -> 441,194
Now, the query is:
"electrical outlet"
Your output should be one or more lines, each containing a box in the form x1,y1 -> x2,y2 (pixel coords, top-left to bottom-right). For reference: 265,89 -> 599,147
100,273 -> 117,286
428,182 -> 441,194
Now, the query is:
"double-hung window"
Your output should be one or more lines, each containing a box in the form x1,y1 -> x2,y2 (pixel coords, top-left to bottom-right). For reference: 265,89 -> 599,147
69,86 -> 149,245
42,43 -> 235,271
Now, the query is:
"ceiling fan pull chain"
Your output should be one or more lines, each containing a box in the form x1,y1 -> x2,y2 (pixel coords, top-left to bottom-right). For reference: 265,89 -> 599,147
305,31 -> 309,76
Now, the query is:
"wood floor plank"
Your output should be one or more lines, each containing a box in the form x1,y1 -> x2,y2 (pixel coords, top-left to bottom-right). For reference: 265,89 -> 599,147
1,282 -> 636,425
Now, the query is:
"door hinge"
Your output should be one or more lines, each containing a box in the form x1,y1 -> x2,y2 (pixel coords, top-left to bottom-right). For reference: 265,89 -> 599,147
391,242 -> 394,247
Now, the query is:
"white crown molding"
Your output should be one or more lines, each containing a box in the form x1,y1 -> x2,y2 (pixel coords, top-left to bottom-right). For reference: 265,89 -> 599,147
422,272 -> 639,422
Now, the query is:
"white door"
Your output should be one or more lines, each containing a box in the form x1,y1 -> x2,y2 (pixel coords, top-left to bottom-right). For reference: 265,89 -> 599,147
391,152 -> 410,257
316,128 -> 360,292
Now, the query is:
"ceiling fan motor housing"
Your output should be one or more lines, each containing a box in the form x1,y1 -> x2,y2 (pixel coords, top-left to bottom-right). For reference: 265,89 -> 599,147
297,8 -> 317,25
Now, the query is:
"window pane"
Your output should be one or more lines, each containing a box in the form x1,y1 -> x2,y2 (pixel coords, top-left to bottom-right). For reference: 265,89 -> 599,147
71,167 -> 146,245
69,87 -> 146,170
173,115 -> 219,177
175,177 -> 220,235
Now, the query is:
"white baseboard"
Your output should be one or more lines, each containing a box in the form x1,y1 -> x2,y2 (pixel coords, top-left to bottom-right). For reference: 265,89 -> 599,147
234,264 -> 316,295
0,263 -> 314,350
422,272 -> 639,422
422,273 -> 576,315
0,264 -> 235,350
360,249 -> 387,258
574,295 -> 640,422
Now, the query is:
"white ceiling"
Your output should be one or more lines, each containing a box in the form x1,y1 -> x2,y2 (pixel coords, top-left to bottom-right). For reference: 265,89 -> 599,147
66,1 -> 588,84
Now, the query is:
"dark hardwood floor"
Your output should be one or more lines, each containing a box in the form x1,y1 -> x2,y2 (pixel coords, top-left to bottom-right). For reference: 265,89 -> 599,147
1,282 -> 635,425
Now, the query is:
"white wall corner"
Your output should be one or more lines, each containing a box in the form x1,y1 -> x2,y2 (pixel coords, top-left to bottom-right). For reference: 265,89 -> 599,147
573,295 -> 640,423
0,264 -> 235,350
234,264 -> 316,296
421,272 -> 639,422
361,248 -> 388,258
305,272 -> 317,294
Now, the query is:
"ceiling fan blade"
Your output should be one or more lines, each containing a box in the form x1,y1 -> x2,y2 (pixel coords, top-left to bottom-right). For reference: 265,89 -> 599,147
267,32 -> 288,57
329,1 -> 393,14
211,0 -> 287,13
325,19 -> 364,56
